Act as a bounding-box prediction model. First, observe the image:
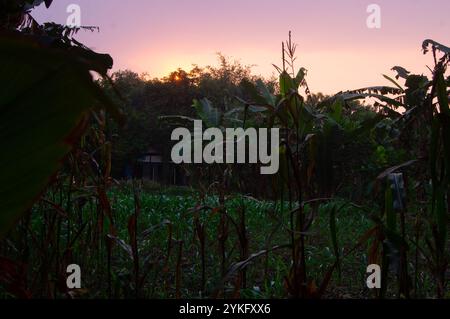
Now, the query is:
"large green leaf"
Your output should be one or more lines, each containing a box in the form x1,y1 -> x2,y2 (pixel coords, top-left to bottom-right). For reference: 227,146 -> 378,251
0,33 -> 118,236
240,79 -> 269,106
422,39 -> 450,55
256,79 -> 276,107
192,98 -> 222,127
279,71 -> 295,97
436,70 -> 450,116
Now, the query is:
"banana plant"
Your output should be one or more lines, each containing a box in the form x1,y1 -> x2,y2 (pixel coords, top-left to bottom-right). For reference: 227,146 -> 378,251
357,39 -> 449,298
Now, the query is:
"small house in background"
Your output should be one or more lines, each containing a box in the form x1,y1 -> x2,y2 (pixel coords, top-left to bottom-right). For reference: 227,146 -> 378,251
136,146 -> 187,186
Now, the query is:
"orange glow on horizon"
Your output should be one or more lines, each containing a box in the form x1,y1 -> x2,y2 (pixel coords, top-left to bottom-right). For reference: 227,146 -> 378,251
32,0 -> 450,94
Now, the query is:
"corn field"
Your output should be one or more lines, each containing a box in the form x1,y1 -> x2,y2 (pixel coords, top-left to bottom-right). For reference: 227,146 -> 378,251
0,1 -> 449,300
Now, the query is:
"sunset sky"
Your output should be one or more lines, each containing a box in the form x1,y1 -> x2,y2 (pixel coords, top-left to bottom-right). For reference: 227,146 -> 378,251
32,0 -> 450,94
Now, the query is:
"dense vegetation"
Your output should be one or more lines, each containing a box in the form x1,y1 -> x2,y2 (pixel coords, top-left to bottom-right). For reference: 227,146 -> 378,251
0,1 -> 448,299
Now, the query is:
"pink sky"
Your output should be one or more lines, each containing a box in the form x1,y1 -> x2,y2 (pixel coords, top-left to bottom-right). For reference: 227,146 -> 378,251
33,0 -> 450,94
